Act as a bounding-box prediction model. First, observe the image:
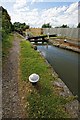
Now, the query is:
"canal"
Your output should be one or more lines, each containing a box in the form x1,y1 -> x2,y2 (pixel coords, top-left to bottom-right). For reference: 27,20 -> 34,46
36,44 -> 79,97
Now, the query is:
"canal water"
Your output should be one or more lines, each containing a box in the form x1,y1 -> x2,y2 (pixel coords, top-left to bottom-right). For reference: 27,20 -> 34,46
36,44 -> 79,96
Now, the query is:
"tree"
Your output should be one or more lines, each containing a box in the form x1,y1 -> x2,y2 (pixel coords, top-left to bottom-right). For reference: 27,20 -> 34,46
13,22 -> 29,36
55,24 -> 69,28
77,23 -> 80,28
0,6 -> 12,39
42,23 -> 52,28
60,24 -> 69,28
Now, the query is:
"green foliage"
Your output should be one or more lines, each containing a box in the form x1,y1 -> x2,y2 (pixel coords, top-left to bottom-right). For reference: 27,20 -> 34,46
13,22 -> 29,36
42,23 -> 52,28
77,23 -> 80,28
20,41 -> 70,118
55,24 -> 69,28
0,6 -> 12,39
60,24 -> 69,28
2,33 -> 13,62
27,92 -> 68,118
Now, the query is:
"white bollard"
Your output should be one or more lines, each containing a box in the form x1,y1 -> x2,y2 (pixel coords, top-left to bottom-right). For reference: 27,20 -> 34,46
29,73 -> 39,84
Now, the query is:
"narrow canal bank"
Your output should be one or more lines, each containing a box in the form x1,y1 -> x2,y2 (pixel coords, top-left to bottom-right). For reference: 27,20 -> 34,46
49,38 -> 80,53
31,36 -> 80,98
19,34 -> 79,118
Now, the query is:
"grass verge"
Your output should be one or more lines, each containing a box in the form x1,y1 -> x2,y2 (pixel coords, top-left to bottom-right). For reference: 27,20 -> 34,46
2,33 -> 13,62
20,40 -> 70,118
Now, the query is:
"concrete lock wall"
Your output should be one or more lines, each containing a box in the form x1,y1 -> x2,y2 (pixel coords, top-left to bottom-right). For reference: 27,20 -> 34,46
43,28 -> 80,41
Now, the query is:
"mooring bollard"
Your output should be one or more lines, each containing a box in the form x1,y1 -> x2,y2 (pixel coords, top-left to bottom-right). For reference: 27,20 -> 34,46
29,73 -> 39,85
34,45 -> 37,50
64,39 -> 67,43
47,33 -> 49,40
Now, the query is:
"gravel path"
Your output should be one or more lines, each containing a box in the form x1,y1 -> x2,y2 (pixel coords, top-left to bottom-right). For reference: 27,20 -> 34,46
2,33 -> 25,118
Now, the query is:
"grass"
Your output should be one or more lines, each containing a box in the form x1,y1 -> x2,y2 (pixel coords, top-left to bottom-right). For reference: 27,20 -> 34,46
2,33 -> 14,62
50,36 -> 66,39
20,40 -> 71,118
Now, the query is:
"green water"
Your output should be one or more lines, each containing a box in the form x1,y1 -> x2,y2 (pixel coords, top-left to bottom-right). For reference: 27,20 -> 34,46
37,45 -> 79,97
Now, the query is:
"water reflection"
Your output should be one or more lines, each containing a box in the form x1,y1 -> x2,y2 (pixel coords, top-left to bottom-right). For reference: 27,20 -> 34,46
37,45 -> 79,96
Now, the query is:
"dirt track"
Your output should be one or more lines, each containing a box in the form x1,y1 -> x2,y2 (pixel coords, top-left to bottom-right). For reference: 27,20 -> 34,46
2,33 -> 26,118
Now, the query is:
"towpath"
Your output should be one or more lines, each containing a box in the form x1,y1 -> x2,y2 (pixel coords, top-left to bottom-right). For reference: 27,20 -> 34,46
2,33 -> 26,118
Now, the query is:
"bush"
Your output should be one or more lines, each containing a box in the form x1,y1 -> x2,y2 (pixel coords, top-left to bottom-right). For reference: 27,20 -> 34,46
0,6 -> 12,39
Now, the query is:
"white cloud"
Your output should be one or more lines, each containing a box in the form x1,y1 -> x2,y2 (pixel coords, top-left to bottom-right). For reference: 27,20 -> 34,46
10,2 -> 78,28
31,0 -> 43,4
65,2 -> 78,14
13,0 -> 27,9
0,1 -> 3,7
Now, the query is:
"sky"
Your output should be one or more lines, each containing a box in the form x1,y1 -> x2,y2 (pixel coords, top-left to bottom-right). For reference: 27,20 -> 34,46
0,0 -> 79,28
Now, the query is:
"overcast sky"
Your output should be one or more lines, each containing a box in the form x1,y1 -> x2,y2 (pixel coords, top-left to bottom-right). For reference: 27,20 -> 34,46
0,0 -> 79,28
